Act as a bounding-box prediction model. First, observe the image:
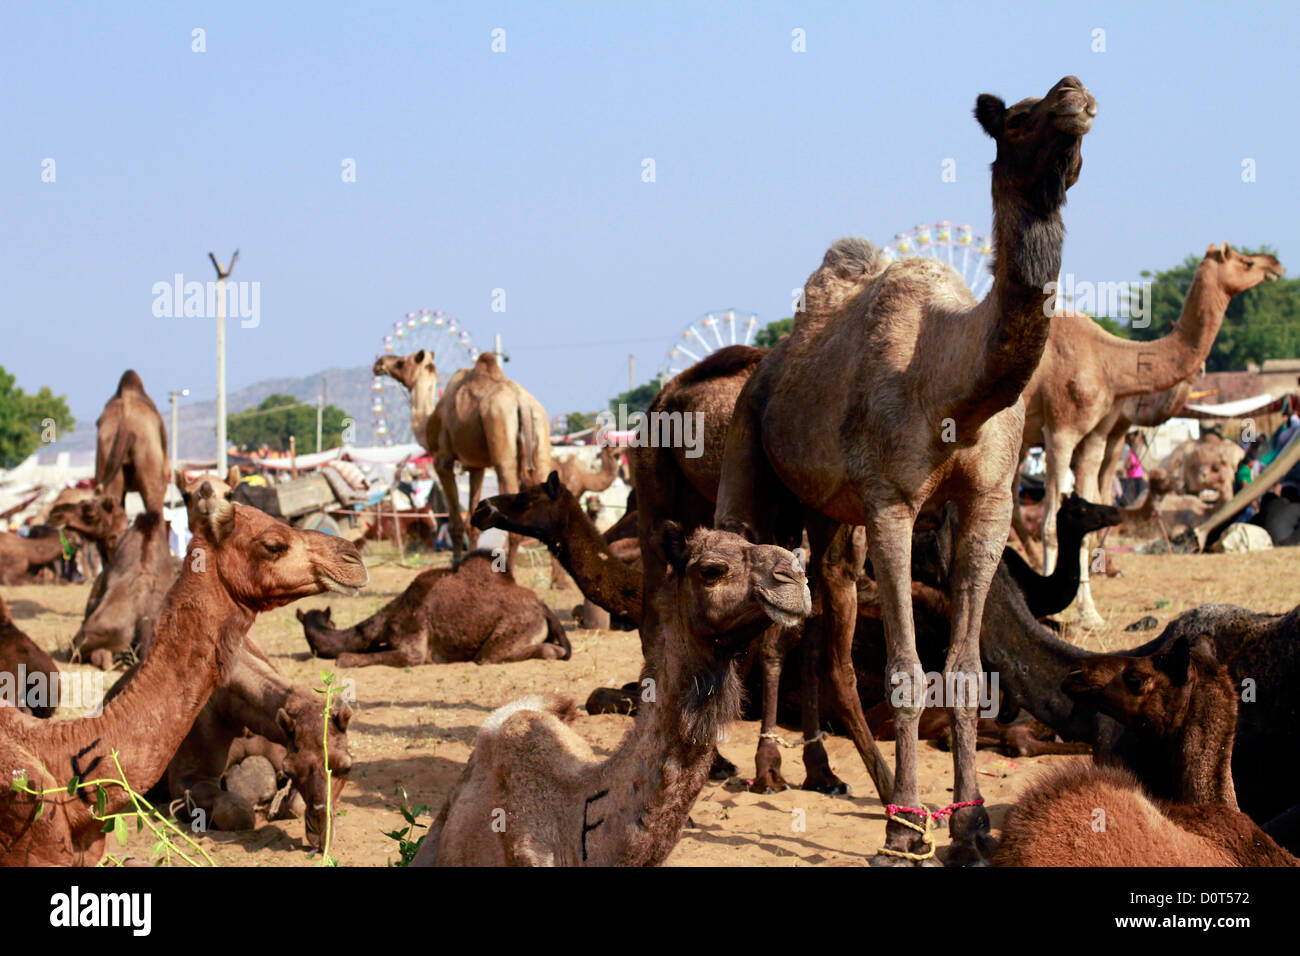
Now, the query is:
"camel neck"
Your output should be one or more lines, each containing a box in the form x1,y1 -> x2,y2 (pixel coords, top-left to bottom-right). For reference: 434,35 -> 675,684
954,197 -> 1063,426
585,609 -> 752,866
548,505 -> 641,619
221,651 -> 296,742
1168,678 -> 1238,808
408,376 -> 439,443
1166,263 -> 1230,369
56,559 -> 251,803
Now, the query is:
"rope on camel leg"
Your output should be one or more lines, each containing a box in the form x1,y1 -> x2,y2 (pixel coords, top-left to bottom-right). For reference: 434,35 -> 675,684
875,798 -> 985,862
758,729 -> 827,748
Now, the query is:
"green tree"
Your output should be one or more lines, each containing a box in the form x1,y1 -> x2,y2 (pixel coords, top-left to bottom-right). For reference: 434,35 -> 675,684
0,367 -> 76,468
609,381 -> 661,418
227,393 -> 349,453
755,317 -> 793,347
1126,246 -> 1300,371
565,411 -> 596,434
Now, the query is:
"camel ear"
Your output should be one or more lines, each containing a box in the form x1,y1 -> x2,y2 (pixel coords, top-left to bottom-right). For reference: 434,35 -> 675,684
276,707 -> 296,737
1221,241 -> 1233,257
173,469 -> 188,493
659,521 -> 689,577
196,480 -> 235,542
324,607 -> 332,622
974,94 -> 1005,138
413,349 -> 426,363
334,700 -> 353,732
296,608 -> 306,622
1155,635 -> 1192,687
544,471 -> 562,499
1206,243 -> 1224,262
226,466 -> 242,487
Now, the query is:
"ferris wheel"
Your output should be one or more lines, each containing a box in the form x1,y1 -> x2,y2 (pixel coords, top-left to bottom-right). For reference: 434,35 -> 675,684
882,221 -> 994,298
371,309 -> 480,445
657,308 -> 760,380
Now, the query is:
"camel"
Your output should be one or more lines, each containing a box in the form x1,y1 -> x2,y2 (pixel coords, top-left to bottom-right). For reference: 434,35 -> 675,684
0,480 -> 368,865
919,506 -> 1300,851
997,636 -> 1296,866
95,470 -> 354,849
297,550 -> 569,667
1022,244 -> 1282,627
93,370 -> 171,517
1164,432 -> 1244,503
410,524 -> 811,866
47,488 -> 125,572
69,511 -> 178,669
471,471 -> 643,622
555,445 -> 622,496
0,528 -> 78,585
0,595 -> 60,718
714,77 -> 1096,864
1001,493 -> 1120,619
374,351 -> 552,570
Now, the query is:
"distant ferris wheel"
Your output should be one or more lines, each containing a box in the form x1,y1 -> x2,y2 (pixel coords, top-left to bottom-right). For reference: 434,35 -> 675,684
371,309 -> 480,445
882,221 -> 994,298
658,308 -> 760,379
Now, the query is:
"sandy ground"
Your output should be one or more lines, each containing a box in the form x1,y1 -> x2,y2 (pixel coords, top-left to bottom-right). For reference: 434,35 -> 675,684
6,539 -> 1296,867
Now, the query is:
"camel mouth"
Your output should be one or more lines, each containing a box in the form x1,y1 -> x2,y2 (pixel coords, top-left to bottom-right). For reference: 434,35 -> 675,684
1061,668 -> 1098,698
320,563 -> 369,596
756,585 -> 812,630
470,501 -> 499,530
1051,109 -> 1094,136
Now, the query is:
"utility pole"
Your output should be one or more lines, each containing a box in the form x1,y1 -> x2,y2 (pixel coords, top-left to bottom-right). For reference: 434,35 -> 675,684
628,354 -> 635,390
168,388 -> 190,463
494,333 -> 505,363
209,249 -> 239,474
316,377 -> 326,453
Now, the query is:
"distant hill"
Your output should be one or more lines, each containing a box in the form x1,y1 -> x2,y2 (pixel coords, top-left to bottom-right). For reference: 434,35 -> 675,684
57,363 -> 402,460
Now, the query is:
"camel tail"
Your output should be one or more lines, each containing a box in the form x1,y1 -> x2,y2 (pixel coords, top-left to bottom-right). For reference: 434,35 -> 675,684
516,399 -> 537,483
98,426 -> 135,490
542,605 -> 571,660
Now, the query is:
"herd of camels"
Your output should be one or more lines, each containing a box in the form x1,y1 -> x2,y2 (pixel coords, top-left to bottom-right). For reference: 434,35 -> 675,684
2,75 -> 1297,868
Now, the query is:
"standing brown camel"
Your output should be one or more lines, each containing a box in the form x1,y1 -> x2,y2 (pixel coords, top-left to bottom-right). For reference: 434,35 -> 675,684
0,482 -> 368,865
93,370 -> 171,517
410,524 -> 810,866
297,550 -> 569,667
715,77 -> 1097,865
997,636 -> 1296,866
1021,244 -> 1282,627
374,351 -> 552,570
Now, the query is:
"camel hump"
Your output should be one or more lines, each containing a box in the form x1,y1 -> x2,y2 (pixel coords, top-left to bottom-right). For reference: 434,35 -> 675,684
116,370 -> 146,395
804,237 -> 888,315
473,352 -> 507,381
670,345 -> 767,388
480,694 -> 577,736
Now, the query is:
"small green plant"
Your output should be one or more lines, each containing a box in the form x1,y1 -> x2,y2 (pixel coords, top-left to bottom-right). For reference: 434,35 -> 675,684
10,751 -> 216,866
383,785 -> 431,866
314,669 -> 343,866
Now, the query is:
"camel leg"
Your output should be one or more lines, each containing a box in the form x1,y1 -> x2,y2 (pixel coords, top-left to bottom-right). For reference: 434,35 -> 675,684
434,455 -> 467,563
337,642 -> 424,669
941,499 -> 1002,866
796,609 -> 844,793
466,469 -> 485,552
1008,444 -> 1041,566
751,623 -> 793,793
864,504 -> 928,864
1040,430 -> 1078,575
1071,431 -> 1110,630
806,516 -> 892,800
492,464 -> 524,573
475,620 -> 562,663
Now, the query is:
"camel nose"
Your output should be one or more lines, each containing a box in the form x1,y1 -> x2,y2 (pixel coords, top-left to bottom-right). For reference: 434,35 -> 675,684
470,501 -> 496,529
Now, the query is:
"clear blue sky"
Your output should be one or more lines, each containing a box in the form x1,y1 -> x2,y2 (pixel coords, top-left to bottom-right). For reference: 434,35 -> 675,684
3,1 -> 1297,429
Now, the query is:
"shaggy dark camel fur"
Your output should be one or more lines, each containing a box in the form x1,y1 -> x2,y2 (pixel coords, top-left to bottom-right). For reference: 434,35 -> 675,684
0,596 -> 60,718
997,637 -> 1295,866
298,550 -> 569,667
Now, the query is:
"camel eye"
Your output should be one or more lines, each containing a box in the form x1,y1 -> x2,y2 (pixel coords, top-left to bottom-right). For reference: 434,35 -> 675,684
1122,670 -> 1147,693
260,539 -> 289,557
698,563 -> 727,583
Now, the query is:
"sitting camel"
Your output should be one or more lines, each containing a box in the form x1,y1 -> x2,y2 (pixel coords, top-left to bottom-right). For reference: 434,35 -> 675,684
70,510 -> 178,669
298,551 -> 570,667
374,350 -> 552,570
410,524 -> 811,866
0,595 -> 60,718
0,528 -> 79,585
996,636 -> 1295,866
1001,493 -> 1120,620
0,480 -> 368,865
48,487 -> 128,568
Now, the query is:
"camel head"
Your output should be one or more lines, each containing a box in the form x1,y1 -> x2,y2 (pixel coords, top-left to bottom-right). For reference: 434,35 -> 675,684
657,523 -> 811,645
275,696 -> 353,851
175,467 -> 241,530
373,350 -> 436,390
188,481 -> 369,611
47,490 -> 125,543
1057,493 -> 1121,536
975,76 -> 1096,207
295,606 -> 335,639
1202,243 -> 1284,297
471,470 -> 571,538
1061,634 -> 1223,735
